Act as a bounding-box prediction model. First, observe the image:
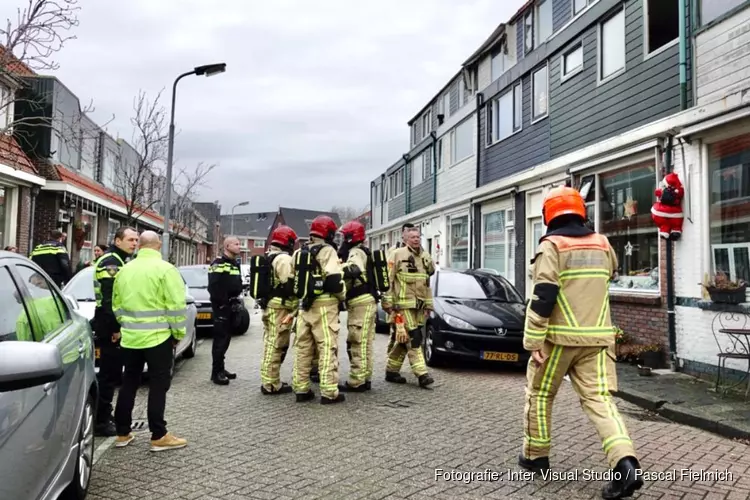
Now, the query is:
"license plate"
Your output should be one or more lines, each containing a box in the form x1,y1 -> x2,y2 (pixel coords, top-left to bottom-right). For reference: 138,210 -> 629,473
197,312 -> 211,320
95,348 -> 100,359
482,351 -> 518,362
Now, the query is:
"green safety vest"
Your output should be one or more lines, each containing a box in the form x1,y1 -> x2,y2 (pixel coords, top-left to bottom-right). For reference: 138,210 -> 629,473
112,248 -> 187,349
94,251 -> 125,307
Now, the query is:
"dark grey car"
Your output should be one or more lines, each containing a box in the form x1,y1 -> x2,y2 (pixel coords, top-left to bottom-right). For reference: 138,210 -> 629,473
0,251 -> 97,500
179,265 -> 214,332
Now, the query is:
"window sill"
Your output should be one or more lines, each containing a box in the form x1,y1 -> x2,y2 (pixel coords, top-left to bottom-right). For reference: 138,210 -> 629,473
486,130 -> 522,149
609,291 -> 661,306
644,38 -> 679,61
695,300 -> 750,313
450,154 -> 474,168
560,66 -> 583,84
531,113 -> 548,125
597,68 -> 625,87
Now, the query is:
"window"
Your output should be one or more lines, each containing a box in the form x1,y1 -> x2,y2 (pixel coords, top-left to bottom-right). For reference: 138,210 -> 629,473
78,212 -> 98,264
0,267 -> 33,342
524,11 -> 534,55
646,0 -> 678,54
107,219 -> 120,246
411,123 -> 419,146
585,163 -> 659,292
532,66 -> 549,121
450,118 -> 473,165
390,169 -> 405,198
489,83 -> 522,144
0,85 -> 10,130
574,0 -> 593,16
412,153 -> 428,186
562,44 -> 584,79
422,111 -> 432,139
491,46 -> 509,82
449,215 -> 469,269
708,133 -> 750,290
536,0 -> 553,45
600,9 -> 626,81
15,265 -> 68,340
482,208 -> 516,281
254,239 -> 265,248
422,151 -> 432,180
701,0 -> 746,26
437,138 -> 444,170
458,78 -> 466,108
440,93 -> 450,117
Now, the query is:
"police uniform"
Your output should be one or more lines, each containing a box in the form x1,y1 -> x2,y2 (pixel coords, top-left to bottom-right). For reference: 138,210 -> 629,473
30,240 -> 72,288
208,254 -> 244,384
382,245 -> 434,387
260,245 -> 298,394
92,245 -> 132,435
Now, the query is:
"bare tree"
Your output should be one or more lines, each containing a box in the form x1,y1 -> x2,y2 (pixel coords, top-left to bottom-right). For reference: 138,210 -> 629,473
331,205 -> 369,224
168,162 -> 216,263
114,89 -> 168,224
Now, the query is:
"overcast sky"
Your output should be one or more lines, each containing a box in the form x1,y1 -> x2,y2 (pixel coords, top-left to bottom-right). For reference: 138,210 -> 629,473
5,0 -> 523,215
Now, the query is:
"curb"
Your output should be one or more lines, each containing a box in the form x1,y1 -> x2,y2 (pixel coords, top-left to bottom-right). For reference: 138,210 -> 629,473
613,387 -> 750,441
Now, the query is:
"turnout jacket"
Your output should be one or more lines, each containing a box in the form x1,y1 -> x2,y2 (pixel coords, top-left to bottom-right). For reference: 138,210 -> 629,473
341,245 -> 375,306
30,241 -> 72,287
524,231 -> 618,351
382,245 -> 434,311
307,236 -> 346,305
208,254 -> 243,310
93,245 -> 132,335
266,245 -> 298,310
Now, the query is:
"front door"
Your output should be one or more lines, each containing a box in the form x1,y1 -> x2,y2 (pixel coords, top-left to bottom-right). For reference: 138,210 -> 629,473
526,217 -> 546,298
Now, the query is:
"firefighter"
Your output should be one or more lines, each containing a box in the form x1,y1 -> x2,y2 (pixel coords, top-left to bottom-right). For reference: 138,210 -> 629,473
382,225 -> 434,388
30,229 -> 72,288
259,225 -> 299,395
385,223 -> 415,355
338,220 -> 376,392
111,231 -> 188,451
92,227 -> 139,436
208,236 -> 244,385
294,241 -> 319,383
519,186 -> 642,499
291,215 -> 346,404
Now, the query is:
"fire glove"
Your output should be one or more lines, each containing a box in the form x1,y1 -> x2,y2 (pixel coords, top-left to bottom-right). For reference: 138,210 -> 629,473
395,320 -> 410,344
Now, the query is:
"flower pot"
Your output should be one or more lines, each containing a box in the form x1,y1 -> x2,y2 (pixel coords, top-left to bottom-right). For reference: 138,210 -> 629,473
640,350 -> 661,369
707,285 -> 747,304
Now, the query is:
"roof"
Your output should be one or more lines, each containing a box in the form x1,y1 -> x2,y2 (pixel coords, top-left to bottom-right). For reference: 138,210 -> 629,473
0,135 -> 38,175
407,68 -> 463,126
462,23 -> 507,67
220,212 -> 274,238
0,45 -> 35,76
507,0 -> 534,25
279,207 -> 342,237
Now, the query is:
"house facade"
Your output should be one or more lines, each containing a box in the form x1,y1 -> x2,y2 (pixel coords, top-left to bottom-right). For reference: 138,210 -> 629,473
366,0 -> 750,379
220,211 -> 274,263
266,207 -> 342,251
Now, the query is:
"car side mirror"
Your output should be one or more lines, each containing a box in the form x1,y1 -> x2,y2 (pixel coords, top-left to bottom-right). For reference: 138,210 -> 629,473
65,293 -> 79,310
186,294 -> 195,305
0,342 -> 64,392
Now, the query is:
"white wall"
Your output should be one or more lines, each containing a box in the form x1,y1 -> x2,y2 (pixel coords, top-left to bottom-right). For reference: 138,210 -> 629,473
436,112 -> 477,203
477,54 -> 492,91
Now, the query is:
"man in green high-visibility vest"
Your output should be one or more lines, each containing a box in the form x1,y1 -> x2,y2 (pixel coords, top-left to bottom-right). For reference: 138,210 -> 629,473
112,230 -> 188,452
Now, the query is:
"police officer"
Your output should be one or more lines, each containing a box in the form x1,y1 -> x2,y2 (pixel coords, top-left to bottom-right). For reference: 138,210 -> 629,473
519,186 -> 642,499
30,229 -> 72,288
338,220 -> 377,392
259,225 -> 298,395
208,236 -> 244,385
111,231 -> 188,452
291,215 -> 346,404
92,227 -> 139,436
382,225 -> 434,388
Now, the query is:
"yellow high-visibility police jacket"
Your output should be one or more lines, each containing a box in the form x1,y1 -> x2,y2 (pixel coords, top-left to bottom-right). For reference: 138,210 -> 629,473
524,232 -> 618,351
112,248 -> 187,349
382,245 -> 435,310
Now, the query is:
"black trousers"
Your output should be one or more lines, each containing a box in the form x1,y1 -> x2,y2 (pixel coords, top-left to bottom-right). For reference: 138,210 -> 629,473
96,335 -> 123,424
114,337 -> 174,440
211,313 -> 232,375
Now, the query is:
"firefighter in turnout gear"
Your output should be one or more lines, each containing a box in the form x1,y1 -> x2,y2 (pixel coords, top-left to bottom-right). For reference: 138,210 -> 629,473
291,215 -> 347,404
338,220 -> 376,392
382,225 -> 434,388
30,229 -> 72,288
385,223 -> 415,355
92,227 -> 139,436
208,237 -> 244,385
259,225 -> 299,395
520,186 -> 642,500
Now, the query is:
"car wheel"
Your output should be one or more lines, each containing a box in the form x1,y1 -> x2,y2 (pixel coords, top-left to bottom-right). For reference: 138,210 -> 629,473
183,333 -> 197,359
423,325 -> 445,367
60,392 -> 95,500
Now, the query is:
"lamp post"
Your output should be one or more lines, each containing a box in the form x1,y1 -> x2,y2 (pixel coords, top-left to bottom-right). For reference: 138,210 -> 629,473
161,63 -> 227,260
231,201 -> 249,236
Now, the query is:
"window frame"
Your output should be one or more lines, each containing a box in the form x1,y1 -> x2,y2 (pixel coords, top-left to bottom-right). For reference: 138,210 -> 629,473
422,110 -> 432,139
560,42 -> 584,83
643,0 -> 680,60
535,0 -> 553,47
524,10 -> 535,55
480,205 -> 516,282
253,239 -> 265,248
531,64 -> 549,123
450,117 -> 474,166
487,82 -> 523,147
447,211 -> 471,270
598,6 -> 627,85
437,137 -> 444,171
698,0 -> 749,29
390,168 -> 405,199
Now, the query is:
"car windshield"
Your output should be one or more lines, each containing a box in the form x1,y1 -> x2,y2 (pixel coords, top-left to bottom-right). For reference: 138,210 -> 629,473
180,268 -> 208,288
436,271 -> 524,303
64,267 -> 96,301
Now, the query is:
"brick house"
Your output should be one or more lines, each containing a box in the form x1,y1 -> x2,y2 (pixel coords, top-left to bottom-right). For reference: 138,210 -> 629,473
220,211 -> 274,263
266,207 -> 342,251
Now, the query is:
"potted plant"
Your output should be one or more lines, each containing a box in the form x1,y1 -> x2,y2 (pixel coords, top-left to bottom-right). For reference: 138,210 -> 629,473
639,344 -> 662,369
614,326 -> 628,358
703,272 -> 747,304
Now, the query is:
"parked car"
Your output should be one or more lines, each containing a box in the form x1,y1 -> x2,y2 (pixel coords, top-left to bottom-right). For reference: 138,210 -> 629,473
375,302 -> 390,334
178,265 -> 214,333
422,268 -> 529,367
62,265 -> 198,373
0,251 -> 97,500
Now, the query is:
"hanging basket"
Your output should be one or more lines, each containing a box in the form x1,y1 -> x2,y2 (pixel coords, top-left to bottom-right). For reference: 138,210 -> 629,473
706,284 -> 747,304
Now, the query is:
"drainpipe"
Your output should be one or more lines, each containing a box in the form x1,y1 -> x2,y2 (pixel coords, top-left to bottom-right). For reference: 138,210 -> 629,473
431,131 -> 437,204
475,92 -> 484,189
380,173 -> 385,223
679,0 -> 688,110
402,154 -> 410,214
28,186 -> 40,251
665,135 -> 679,371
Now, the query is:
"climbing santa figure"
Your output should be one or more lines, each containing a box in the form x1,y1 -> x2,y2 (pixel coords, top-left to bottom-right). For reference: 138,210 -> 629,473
650,172 -> 685,240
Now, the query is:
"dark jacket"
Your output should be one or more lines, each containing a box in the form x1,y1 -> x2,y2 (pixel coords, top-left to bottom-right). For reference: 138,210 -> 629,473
208,255 -> 243,311
30,241 -> 72,287
93,246 -> 132,335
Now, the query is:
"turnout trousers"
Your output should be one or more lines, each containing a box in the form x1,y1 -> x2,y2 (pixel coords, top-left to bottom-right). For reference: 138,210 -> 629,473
260,307 -> 294,391
345,299 -> 376,387
292,300 -> 341,399
385,308 -> 428,377
523,340 -> 637,468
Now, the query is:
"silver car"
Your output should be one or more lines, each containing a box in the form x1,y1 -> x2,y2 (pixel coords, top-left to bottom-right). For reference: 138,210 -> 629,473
0,251 -> 97,500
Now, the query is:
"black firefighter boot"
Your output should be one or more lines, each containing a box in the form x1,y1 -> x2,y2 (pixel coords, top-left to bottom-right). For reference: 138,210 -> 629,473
261,382 -> 293,395
338,381 -> 368,393
418,374 -> 434,388
321,393 -> 346,405
385,371 -> 406,384
518,454 -> 551,474
601,457 -> 644,499
296,390 -> 315,403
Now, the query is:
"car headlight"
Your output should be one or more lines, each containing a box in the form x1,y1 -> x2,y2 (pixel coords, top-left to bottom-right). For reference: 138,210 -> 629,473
443,314 -> 477,331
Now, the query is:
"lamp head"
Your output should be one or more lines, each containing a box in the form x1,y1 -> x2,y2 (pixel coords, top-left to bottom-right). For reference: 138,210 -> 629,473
194,63 -> 226,77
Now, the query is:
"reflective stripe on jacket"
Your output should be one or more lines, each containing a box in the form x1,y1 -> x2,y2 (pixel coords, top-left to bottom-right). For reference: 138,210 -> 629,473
94,251 -> 125,307
112,248 -> 187,349
382,245 -> 435,310
523,233 -> 617,350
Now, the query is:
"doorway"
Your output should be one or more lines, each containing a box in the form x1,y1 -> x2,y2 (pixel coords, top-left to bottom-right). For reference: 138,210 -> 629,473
526,217 -> 546,298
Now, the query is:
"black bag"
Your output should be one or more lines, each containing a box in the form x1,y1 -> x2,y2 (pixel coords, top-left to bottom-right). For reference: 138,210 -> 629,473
293,246 -> 323,310
248,254 -> 279,303
229,298 -> 250,335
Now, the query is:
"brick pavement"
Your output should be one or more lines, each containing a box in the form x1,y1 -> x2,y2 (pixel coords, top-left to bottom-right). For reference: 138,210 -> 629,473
87,312 -> 750,500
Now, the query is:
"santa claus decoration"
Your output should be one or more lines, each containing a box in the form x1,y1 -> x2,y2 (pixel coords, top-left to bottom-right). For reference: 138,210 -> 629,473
650,172 -> 685,240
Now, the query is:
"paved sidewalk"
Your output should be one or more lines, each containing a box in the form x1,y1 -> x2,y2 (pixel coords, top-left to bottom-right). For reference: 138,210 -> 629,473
614,363 -> 750,441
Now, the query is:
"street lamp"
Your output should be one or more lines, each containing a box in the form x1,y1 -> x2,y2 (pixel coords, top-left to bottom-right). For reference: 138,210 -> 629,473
231,201 -> 249,235
161,62 -> 228,259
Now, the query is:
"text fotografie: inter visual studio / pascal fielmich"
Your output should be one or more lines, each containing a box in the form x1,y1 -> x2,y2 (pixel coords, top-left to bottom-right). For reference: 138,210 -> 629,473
434,468 -> 734,483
